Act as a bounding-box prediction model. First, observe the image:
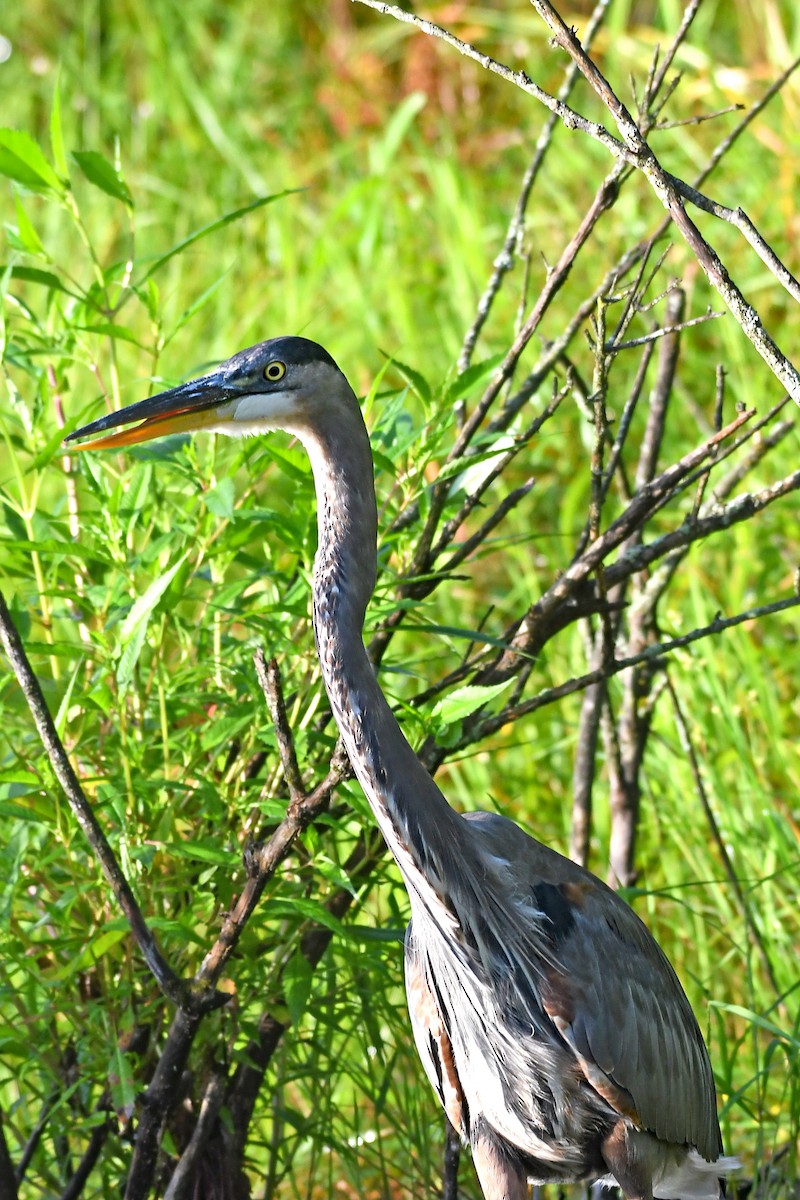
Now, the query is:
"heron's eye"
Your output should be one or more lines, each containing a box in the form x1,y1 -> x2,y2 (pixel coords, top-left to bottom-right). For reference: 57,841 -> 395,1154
264,361 -> 286,382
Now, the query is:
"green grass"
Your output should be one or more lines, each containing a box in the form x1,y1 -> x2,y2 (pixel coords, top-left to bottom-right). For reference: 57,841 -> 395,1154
1,1 -> 800,1197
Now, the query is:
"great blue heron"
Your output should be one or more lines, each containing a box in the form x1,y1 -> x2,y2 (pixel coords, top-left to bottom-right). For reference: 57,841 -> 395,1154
67,337 -> 736,1200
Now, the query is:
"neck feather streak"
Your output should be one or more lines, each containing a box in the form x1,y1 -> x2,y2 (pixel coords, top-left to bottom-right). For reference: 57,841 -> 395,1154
299,418 -> 462,905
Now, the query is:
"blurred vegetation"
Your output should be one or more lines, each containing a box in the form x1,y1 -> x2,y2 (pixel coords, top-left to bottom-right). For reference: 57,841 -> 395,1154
1,1 -> 799,1198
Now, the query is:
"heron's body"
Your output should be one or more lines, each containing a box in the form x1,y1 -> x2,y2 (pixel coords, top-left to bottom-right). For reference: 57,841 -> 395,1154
68,337 -> 734,1200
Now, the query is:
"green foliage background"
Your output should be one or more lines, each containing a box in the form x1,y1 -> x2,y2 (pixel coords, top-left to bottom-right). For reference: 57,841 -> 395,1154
1,1 -> 799,1196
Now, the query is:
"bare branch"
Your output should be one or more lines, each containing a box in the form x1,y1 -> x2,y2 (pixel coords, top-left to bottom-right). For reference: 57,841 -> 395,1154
440,479 -> 536,576
433,381 -> 566,565
493,409 -> 753,675
254,652 -> 305,802
655,104 -> 743,132
449,166 -> 624,463
468,593 -> 800,746
696,52 -> 800,190
648,0 -> 702,99
527,0 -> 800,402
355,0 -> 800,402
0,590 -> 188,1009
352,1 -> 635,161
603,467 -> 800,591
570,625 -> 604,867
458,0 -> 614,371
13,1088 -> 56,1187
163,1074 -> 227,1200
0,1108 -> 17,1200
666,172 -> 800,306
124,1008 -> 201,1200
59,1111 -> 113,1200
608,309 -> 722,352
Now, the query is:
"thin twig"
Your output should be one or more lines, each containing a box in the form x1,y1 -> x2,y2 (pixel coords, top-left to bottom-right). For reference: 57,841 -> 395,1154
0,1107 -> 17,1200
387,169 -> 624,543
255,653 -> 305,802
527,0 -> 800,400
570,624 -> 604,867
648,0 -> 703,99
356,0 -> 800,402
13,1088 -> 57,1186
432,382 -> 566,565
59,1112 -> 113,1200
607,309 -> 721,352
655,104 -> 743,131
163,1074 -> 228,1200
696,52 -> 800,190
449,167 -> 624,465
691,364 -> 725,519
458,0 -> 613,372
467,593 -> 800,747
0,590 -> 189,1009
492,409 -> 753,676
353,1 -> 635,161
603,468 -> 800,591
599,289 -> 683,887
635,287 -> 684,492
440,479 -> 536,576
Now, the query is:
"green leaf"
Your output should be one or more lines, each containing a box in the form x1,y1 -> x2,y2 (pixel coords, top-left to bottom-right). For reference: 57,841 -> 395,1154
108,1042 -> 137,1117
13,193 -> 45,256
72,150 -> 133,207
432,679 -> 513,726
404,622 -> 513,652
433,443 -> 512,487
205,477 -> 236,520
164,840 -> 232,865
73,321 -> 143,345
0,264 -> 77,296
32,422 -> 79,470
92,927 -> 129,958
443,353 -> 504,404
264,897 -> 346,936
164,271 -> 231,345
119,555 -> 187,645
371,91 -> 426,173
116,554 -> 187,688
49,77 -> 68,177
711,1003 -> 798,1047
0,129 -> 63,192
136,191 -> 298,283
381,351 -> 431,405
283,951 -> 313,1027
54,665 -> 81,738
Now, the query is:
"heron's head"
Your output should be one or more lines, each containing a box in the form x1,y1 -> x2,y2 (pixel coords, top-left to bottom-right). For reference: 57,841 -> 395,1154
65,336 -> 355,451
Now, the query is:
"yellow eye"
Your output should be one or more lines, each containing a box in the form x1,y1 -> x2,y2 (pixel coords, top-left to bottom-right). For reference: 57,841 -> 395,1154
264,361 -> 286,382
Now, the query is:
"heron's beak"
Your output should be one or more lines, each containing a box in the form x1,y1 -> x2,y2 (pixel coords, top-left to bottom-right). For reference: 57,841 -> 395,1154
64,371 -> 236,451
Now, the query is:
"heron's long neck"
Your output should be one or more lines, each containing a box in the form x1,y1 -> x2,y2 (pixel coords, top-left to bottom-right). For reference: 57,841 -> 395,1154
300,412 -> 463,902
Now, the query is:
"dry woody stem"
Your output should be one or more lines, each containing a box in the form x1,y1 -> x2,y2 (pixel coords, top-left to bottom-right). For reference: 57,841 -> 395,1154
356,0 -> 800,403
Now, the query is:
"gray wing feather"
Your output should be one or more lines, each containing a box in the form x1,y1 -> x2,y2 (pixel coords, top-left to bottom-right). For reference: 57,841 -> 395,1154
461,808 -> 722,1160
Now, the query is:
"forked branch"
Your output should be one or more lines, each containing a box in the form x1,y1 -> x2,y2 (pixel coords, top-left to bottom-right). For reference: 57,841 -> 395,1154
354,0 -> 800,402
